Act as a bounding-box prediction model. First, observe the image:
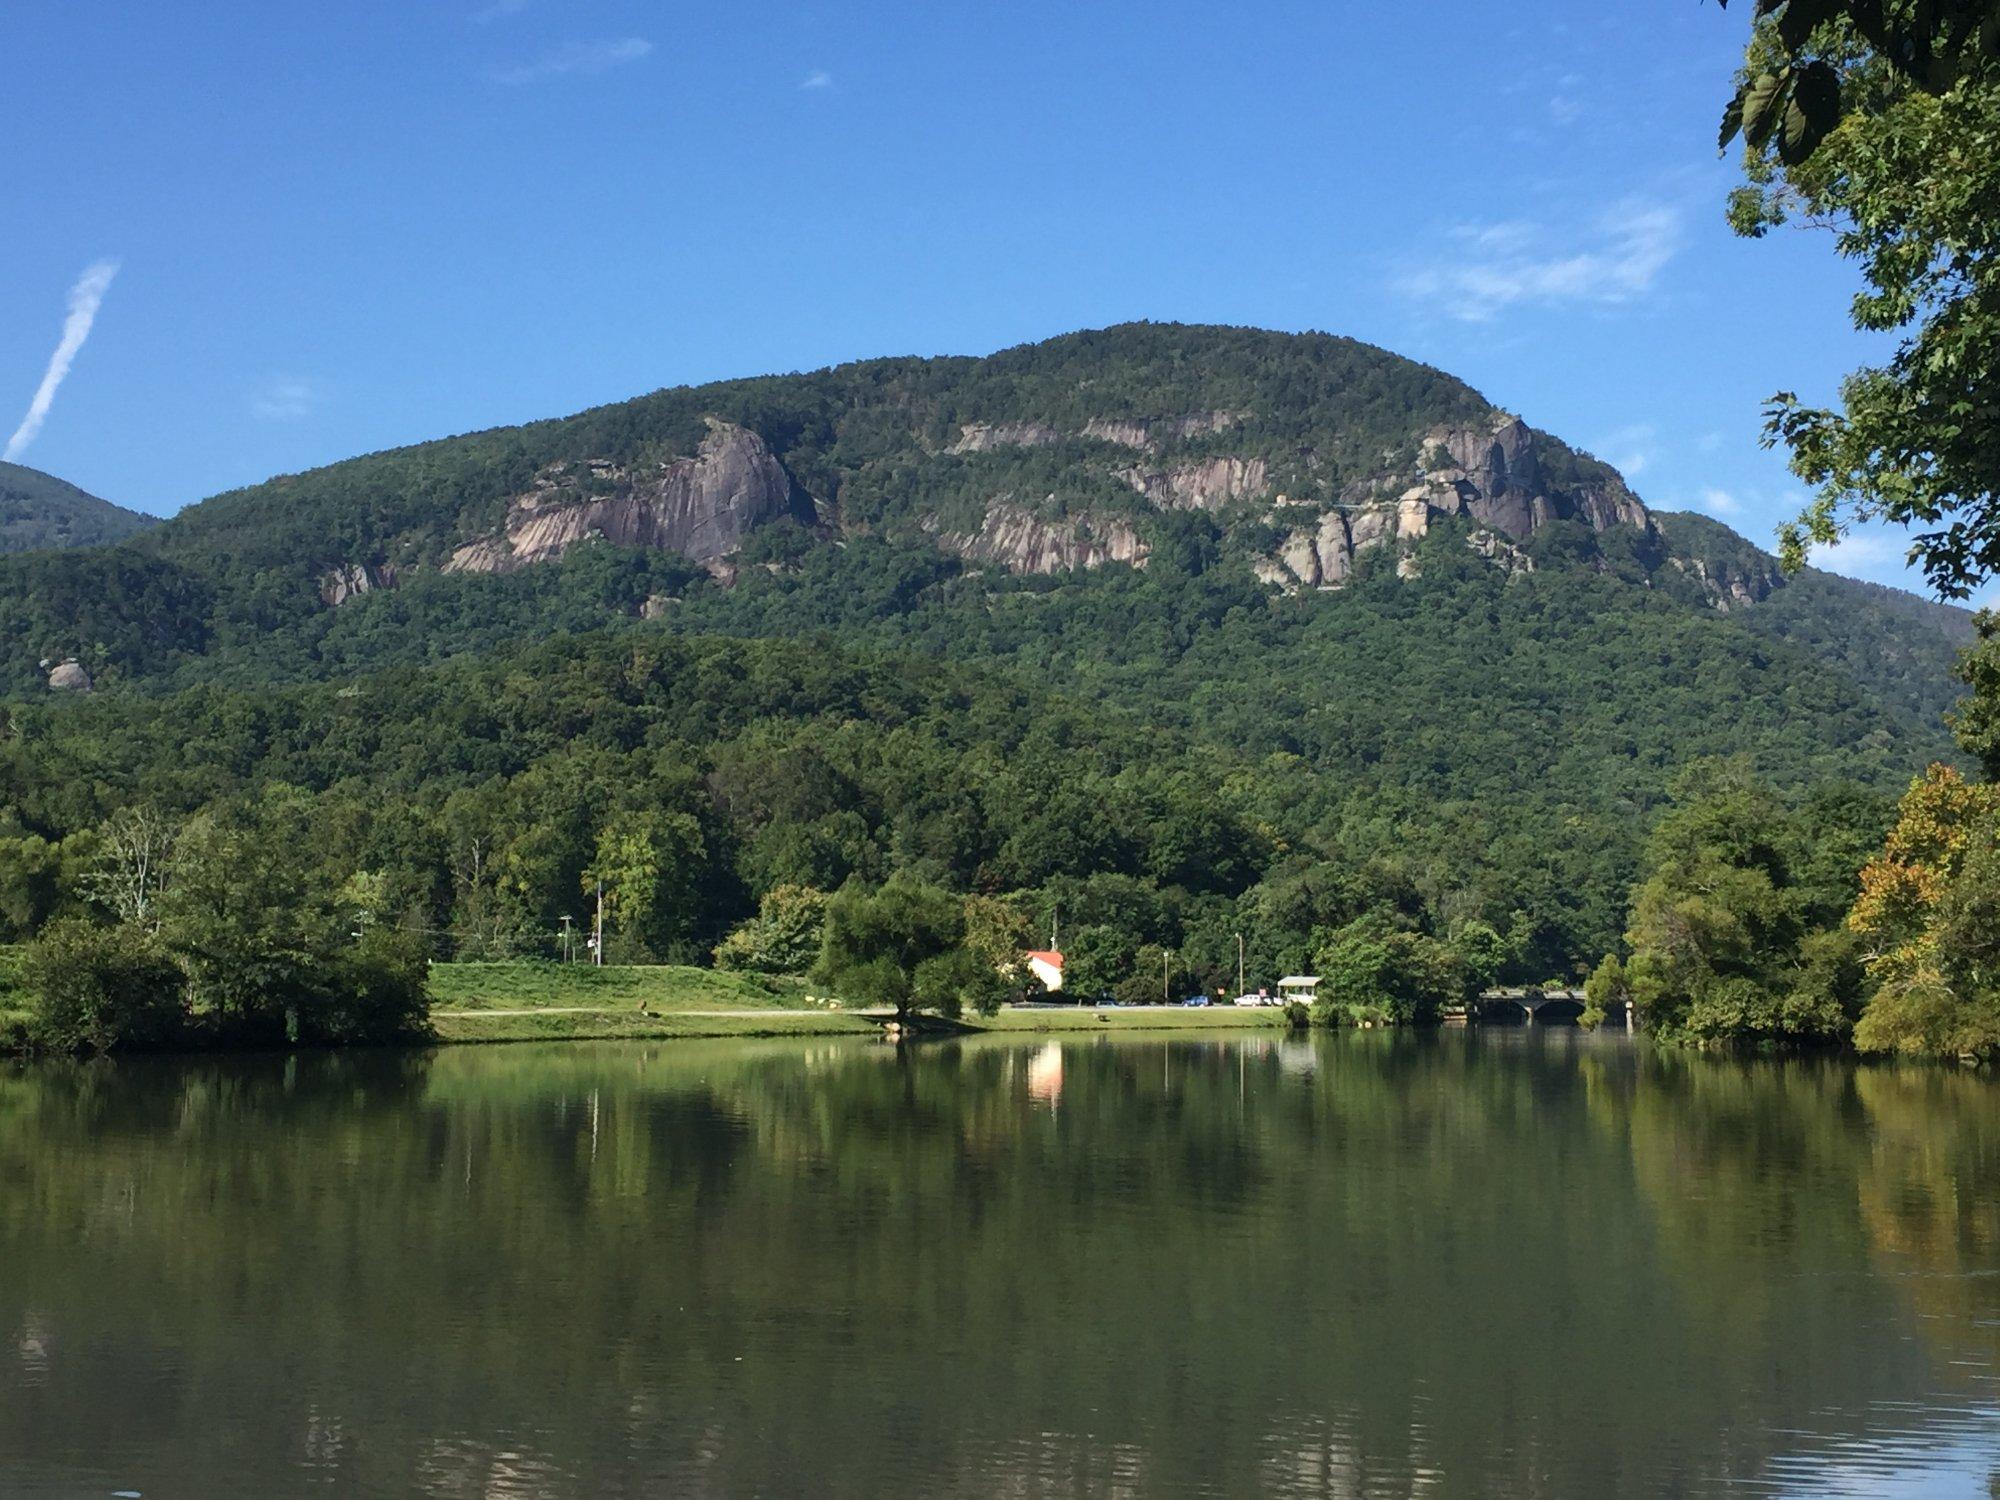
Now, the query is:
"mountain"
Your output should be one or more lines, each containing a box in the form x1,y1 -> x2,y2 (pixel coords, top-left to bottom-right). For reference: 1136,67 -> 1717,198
0,323 -> 1972,690
0,324 -> 1979,971
0,462 -> 156,555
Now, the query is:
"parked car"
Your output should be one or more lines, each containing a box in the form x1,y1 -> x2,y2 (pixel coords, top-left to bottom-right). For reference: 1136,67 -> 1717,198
1182,995 -> 1210,1008
1232,994 -> 1264,1008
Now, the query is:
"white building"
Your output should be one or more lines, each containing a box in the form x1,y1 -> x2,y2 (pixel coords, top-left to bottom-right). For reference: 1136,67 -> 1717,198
1025,950 -> 1065,992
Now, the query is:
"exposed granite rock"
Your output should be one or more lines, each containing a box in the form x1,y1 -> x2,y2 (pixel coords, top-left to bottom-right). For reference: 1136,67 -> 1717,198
1430,418 -> 1544,538
1114,455 -> 1269,511
950,421 -> 1060,454
1262,415 -> 1661,593
1467,528 -> 1535,576
1081,410 -> 1242,451
444,420 -> 809,575
1252,557 -> 1294,588
46,658 -> 91,692
947,411 -> 1243,455
1669,555 -> 1782,610
319,562 -> 397,607
936,503 -> 1148,573
1423,416 -> 1649,539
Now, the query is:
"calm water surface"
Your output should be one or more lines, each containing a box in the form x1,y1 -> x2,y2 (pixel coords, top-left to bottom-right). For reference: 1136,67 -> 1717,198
4,1028 -> 2000,1497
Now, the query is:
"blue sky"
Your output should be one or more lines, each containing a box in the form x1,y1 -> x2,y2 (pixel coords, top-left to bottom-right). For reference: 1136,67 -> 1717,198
0,1 -> 1959,600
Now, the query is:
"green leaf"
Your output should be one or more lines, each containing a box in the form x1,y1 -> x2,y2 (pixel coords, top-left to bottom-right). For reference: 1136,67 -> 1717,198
1719,91 -> 1746,150
1779,60 -> 1840,163
1777,0 -> 1837,52
1741,70 -> 1790,150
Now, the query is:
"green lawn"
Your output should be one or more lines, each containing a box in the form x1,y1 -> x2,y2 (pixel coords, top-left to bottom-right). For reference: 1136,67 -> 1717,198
425,961 -> 873,1044
428,961 -> 815,1013
426,964 -> 1290,1045
972,1005 -> 1288,1033
430,1007 -> 877,1044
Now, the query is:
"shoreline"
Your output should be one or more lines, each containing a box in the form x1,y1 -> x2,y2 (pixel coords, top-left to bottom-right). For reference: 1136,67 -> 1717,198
430,999 -> 1292,1047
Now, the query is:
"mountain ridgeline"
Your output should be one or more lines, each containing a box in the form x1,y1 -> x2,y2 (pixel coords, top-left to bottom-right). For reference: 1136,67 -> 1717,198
0,462 -> 156,556
0,323 -> 1980,978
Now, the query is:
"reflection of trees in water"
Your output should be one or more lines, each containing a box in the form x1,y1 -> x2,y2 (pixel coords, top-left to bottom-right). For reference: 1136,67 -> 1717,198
1852,1067 -> 2000,1376
0,1036 -> 1996,1495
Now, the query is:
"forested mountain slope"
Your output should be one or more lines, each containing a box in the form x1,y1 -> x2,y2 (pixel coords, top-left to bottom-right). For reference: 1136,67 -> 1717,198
0,324 -> 1978,975
0,462 -> 155,555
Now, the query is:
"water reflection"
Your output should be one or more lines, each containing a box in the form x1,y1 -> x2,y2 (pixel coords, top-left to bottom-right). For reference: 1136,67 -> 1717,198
1,1031 -> 1997,1496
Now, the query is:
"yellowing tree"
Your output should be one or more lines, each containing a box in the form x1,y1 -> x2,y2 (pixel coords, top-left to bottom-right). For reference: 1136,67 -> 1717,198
1850,764 -> 2000,1056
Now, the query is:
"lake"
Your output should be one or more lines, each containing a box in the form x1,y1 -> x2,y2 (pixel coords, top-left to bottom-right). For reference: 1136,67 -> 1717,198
3,1029 -> 1999,1497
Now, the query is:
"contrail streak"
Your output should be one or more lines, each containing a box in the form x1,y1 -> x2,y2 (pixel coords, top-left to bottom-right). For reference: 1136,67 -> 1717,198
5,259 -> 120,463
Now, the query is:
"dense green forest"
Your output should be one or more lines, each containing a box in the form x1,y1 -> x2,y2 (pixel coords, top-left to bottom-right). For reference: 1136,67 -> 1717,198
0,461 -> 155,555
0,323 -> 1988,1053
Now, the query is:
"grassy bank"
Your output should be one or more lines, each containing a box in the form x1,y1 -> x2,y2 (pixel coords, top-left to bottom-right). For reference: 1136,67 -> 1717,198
1,952 -> 1301,1052
431,1007 -> 879,1043
972,1006 -> 1289,1033
429,960 -> 813,1013
428,965 -> 1292,1045
425,960 -> 877,1044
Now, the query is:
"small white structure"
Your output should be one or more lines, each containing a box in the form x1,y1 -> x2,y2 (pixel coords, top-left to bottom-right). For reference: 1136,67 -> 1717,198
1277,975 -> 1321,1005
1025,949 -> 1065,992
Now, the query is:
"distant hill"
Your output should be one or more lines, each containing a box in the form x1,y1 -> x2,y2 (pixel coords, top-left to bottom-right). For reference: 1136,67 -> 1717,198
0,461 -> 156,554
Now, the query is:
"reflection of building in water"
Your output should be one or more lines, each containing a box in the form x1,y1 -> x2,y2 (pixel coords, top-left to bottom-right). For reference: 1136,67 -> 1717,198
1027,1043 -> 1063,1107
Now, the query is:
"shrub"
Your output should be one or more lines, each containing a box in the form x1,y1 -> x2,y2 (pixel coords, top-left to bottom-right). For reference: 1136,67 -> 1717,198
291,928 -> 432,1045
22,919 -> 187,1054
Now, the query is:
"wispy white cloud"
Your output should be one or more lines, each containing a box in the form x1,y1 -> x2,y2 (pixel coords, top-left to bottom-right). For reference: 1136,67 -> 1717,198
472,0 -> 530,21
1808,531 -> 1911,571
1596,422 -> 1656,479
494,36 -> 652,85
1547,94 -> 1583,124
1697,486 -> 1741,516
4,259 -> 119,464
800,69 -> 833,90
1395,198 -> 1682,322
249,375 -> 323,422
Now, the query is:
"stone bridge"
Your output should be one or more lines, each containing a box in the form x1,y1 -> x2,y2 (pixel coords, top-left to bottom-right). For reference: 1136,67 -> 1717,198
1476,987 -> 1590,1024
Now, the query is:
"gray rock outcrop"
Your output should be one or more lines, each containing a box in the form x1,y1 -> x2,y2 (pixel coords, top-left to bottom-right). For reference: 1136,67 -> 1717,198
46,658 -> 91,692
950,421 -> 1060,454
444,420 -> 810,575
936,503 -> 1148,573
1259,416 -> 1654,593
1115,455 -> 1269,511
318,562 -> 397,607
1081,411 -> 1241,451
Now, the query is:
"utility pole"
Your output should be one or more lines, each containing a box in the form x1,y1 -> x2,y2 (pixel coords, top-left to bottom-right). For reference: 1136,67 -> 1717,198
594,880 -> 605,967
1163,947 -> 1170,1004
1050,904 -> 1059,952
1237,932 -> 1245,997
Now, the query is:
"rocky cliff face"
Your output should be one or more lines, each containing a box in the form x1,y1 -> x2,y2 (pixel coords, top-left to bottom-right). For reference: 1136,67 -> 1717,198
933,503 -> 1149,573
924,407 -> 1685,600
1668,553 -> 1784,610
1259,415 -> 1654,594
322,396 -> 1702,611
445,420 -> 810,576
318,562 -> 398,607
1115,455 -> 1269,511
948,411 -> 1242,455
